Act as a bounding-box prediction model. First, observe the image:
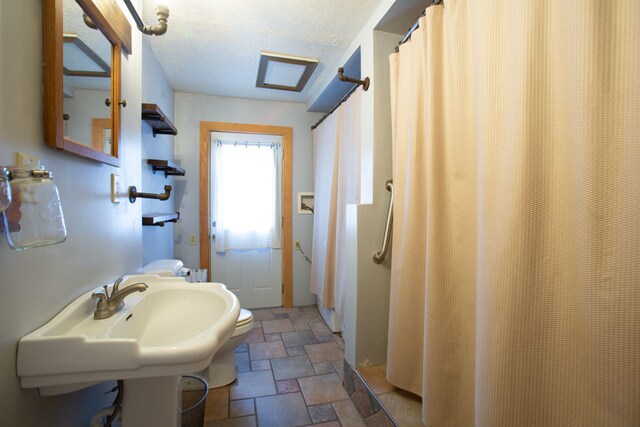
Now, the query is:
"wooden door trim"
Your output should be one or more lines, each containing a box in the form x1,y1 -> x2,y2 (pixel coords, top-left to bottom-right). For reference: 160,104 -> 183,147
199,121 -> 293,307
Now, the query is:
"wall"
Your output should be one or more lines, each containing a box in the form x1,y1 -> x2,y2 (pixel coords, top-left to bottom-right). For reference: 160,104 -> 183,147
173,92 -> 321,306
141,38 -> 176,265
0,0 -> 143,424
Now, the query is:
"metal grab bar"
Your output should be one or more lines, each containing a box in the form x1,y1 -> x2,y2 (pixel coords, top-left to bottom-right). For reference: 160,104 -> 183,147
373,179 -> 393,264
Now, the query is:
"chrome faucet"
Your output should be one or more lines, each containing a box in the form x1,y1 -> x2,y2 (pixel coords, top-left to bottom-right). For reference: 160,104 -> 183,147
92,276 -> 148,320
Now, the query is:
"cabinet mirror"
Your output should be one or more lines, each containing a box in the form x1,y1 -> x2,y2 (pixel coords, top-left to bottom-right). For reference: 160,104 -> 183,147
44,0 -> 129,167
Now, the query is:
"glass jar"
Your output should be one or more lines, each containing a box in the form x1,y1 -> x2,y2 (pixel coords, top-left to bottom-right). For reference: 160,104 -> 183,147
0,167 -> 11,212
3,168 -> 67,250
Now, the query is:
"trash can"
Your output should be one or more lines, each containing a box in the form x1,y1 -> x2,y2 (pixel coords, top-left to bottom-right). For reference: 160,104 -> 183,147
180,375 -> 208,427
189,269 -> 207,283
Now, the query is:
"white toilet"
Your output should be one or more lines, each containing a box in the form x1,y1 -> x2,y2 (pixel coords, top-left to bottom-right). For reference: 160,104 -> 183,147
142,259 -> 254,388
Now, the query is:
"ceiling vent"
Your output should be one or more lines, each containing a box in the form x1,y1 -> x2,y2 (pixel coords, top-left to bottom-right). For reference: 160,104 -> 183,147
256,51 -> 319,92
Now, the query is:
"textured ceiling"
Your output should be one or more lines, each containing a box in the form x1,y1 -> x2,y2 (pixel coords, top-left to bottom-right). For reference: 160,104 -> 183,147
141,0 -> 382,104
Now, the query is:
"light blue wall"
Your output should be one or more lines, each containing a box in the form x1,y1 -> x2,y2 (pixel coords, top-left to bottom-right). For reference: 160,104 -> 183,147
141,38 -> 177,265
173,92 -> 322,306
0,0 -> 145,424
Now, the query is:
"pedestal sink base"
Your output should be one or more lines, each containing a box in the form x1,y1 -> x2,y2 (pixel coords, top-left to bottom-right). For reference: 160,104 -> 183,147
122,376 -> 181,426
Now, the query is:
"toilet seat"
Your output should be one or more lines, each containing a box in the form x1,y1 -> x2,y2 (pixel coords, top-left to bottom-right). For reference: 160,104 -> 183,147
236,309 -> 253,328
231,309 -> 254,338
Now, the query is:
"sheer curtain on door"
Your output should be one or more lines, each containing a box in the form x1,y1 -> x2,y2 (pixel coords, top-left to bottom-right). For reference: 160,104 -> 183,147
387,2 -> 640,425
310,89 -> 362,317
212,140 -> 281,252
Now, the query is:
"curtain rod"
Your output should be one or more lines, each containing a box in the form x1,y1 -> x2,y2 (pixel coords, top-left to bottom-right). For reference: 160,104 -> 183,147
310,83 -> 359,131
396,0 -> 443,51
215,139 -> 281,148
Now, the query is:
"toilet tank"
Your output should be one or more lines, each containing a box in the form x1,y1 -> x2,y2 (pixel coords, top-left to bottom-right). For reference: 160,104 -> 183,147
141,259 -> 184,277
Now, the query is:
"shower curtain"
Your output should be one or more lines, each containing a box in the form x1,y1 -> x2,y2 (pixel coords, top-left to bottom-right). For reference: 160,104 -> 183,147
386,2 -> 640,426
311,89 -> 362,317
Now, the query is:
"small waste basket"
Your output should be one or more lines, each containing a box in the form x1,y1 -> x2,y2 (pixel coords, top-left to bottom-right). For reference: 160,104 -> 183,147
180,375 -> 208,427
189,269 -> 207,283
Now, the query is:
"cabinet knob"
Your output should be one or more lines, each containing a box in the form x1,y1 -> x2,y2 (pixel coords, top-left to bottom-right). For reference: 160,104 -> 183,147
105,98 -> 127,108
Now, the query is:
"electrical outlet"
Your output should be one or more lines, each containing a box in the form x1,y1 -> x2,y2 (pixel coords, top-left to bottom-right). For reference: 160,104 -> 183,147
111,174 -> 120,203
294,240 -> 300,250
16,152 -> 40,168
188,233 -> 197,245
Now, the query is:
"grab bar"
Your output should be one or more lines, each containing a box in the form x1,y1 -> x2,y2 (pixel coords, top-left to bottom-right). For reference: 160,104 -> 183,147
373,179 -> 393,264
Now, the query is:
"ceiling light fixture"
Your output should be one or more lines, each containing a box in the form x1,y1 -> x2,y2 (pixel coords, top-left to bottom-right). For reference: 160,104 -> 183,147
256,51 -> 319,92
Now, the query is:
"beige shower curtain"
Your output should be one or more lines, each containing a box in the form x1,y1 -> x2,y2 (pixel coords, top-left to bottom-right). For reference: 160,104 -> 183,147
386,1 -> 640,426
311,89 -> 361,316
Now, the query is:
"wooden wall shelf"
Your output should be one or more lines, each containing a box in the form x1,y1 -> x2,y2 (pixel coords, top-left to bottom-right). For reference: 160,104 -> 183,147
142,212 -> 180,227
147,159 -> 186,177
141,103 -> 178,137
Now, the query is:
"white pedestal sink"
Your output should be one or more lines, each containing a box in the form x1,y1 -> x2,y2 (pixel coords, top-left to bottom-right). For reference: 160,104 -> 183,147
17,275 -> 240,426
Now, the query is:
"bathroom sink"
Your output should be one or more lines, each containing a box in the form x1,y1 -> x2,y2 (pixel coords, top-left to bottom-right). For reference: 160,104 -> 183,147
17,275 -> 241,390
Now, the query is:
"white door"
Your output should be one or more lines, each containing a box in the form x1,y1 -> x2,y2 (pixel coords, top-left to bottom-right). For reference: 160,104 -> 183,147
210,132 -> 283,309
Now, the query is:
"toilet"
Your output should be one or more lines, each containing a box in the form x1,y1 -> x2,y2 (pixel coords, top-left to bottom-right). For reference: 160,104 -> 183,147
142,259 -> 254,388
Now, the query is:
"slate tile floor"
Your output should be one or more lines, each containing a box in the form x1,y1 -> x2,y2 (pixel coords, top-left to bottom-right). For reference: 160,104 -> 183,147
199,305 -> 364,427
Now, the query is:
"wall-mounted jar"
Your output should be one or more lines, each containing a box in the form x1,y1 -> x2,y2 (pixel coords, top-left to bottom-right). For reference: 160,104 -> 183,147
2,168 -> 67,250
0,167 -> 11,212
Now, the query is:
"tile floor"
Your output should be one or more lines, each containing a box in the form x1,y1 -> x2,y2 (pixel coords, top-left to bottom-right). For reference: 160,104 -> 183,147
197,305 -> 365,427
357,365 -> 425,427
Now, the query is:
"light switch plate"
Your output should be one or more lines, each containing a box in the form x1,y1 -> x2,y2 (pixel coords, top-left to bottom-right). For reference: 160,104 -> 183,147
188,233 -> 197,245
111,174 -> 120,203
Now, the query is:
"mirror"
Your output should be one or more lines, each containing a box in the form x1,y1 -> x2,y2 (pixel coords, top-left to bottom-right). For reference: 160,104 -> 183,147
44,0 -> 130,167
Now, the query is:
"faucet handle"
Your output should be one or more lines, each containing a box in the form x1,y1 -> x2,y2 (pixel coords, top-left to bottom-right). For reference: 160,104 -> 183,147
112,276 -> 125,294
91,289 -> 109,308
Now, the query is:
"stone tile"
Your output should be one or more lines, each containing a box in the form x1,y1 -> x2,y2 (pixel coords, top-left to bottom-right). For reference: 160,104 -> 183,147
251,309 -> 274,321
243,327 -> 265,344
308,403 -> 338,423
262,319 -> 295,334
304,342 -> 344,364
293,322 -> 310,331
249,341 -> 287,360
316,334 -> 335,343
306,422 -> 341,427
377,391 -> 425,427
289,312 -> 322,323
365,410 -> 397,427
236,351 -> 250,373
230,370 -> 276,400
255,392 -> 311,427
332,360 -> 344,380
271,355 -> 316,380
253,321 -> 262,329
287,346 -> 307,357
313,362 -> 335,375
265,333 -> 281,342
204,386 -> 229,421
272,307 -> 299,314
251,359 -> 271,371
230,399 -> 255,418
350,386 -> 375,418
276,379 -> 300,394
299,305 -> 319,312
204,415 -> 256,427
309,321 -> 331,336
332,399 -> 366,427
273,313 -> 289,320
281,330 -> 318,348
333,334 -> 345,349
358,366 -> 397,395
343,366 -> 356,394
235,343 -> 249,353
298,373 -> 349,405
